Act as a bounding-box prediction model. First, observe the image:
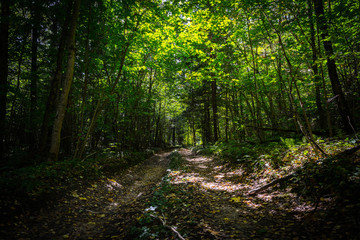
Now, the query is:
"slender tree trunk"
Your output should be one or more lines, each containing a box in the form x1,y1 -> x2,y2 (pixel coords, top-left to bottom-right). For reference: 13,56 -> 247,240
203,82 -> 212,144
39,0 -> 73,154
246,14 -> 265,142
154,102 -> 161,147
225,86 -> 229,142
211,79 -> 218,142
29,7 -> 40,154
9,45 -> 25,142
48,0 -> 81,161
0,0 -> 10,160
308,0 -> 326,131
74,5 -> 91,156
318,30 -> 333,137
192,117 -> 196,145
313,0 -> 355,133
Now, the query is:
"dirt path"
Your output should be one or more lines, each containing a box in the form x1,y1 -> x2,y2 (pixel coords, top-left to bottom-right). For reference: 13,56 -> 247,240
4,149 -> 350,239
5,151 -> 171,240
164,149 -> 335,239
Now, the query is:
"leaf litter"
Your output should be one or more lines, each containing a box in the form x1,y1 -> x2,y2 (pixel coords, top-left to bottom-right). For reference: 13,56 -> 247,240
2,145 -> 359,239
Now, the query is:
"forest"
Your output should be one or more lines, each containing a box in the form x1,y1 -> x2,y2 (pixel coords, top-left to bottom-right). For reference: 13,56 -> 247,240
1,0 -> 360,239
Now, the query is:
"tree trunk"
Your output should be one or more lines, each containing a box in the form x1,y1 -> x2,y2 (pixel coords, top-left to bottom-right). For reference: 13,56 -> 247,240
313,0 -> 355,133
39,0 -> 73,154
308,0 -> 326,131
203,83 -> 212,145
48,0 -> 81,161
225,86 -> 229,142
29,6 -> 40,154
246,14 -> 265,142
0,0 -> 10,160
211,79 -> 218,142
74,4 -> 91,156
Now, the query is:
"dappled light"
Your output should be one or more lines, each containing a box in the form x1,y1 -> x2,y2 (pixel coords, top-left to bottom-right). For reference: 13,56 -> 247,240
2,0 -> 360,238
105,178 -> 123,191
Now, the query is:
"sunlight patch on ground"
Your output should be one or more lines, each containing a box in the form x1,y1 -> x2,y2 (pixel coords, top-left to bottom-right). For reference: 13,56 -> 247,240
243,199 -> 262,209
105,178 -> 122,191
169,169 -> 250,193
200,181 -> 248,192
186,156 -> 212,164
214,173 -> 225,181
197,164 -> 208,169
169,172 -> 205,184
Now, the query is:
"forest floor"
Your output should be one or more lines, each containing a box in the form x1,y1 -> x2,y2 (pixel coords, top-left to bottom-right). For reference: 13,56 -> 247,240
1,147 -> 359,239
130,148 -> 359,240
1,151 -> 171,239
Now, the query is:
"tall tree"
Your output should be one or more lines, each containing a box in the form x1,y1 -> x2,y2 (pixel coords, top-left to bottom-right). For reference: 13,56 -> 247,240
39,0 -> 73,154
48,0 -> 81,161
0,0 -> 10,160
29,1 -> 41,154
313,0 -> 355,133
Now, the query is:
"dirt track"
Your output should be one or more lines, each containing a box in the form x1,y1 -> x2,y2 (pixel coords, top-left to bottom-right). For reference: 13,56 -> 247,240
3,151 -> 171,239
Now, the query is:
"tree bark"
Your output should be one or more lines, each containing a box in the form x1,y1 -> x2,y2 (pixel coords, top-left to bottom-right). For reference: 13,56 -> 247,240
74,4 -> 91,156
203,82 -> 212,145
39,0 -> 73,154
29,5 -> 40,154
225,86 -> 229,142
308,0 -> 326,130
313,0 -> 355,133
211,79 -> 218,142
48,0 -> 81,161
0,0 -> 10,160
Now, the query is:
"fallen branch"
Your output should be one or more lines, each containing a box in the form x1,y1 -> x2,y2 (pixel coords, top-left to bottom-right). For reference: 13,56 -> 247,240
150,213 -> 185,240
248,173 -> 296,196
248,144 -> 360,196
245,125 -> 327,136
333,144 -> 360,159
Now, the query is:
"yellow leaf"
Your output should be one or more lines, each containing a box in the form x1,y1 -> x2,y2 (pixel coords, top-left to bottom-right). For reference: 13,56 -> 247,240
230,196 -> 242,203
79,197 -> 87,201
71,191 -> 79,198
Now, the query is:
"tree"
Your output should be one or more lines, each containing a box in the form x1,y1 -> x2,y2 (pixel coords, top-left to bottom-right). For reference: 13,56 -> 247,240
48,0 -> 81,161
0,0 -> 10,161
313,0 -> 356,134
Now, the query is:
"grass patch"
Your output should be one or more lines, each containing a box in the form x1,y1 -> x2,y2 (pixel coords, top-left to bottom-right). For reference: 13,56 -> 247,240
168,150 -> 187,170
130,150 -> 191,239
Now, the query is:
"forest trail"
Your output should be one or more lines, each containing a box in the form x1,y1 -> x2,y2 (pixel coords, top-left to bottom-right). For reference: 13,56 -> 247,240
4,151 -> 172,239
156,149 -> 346,239
4,149 -> 352,239
165,149 -> 309,239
